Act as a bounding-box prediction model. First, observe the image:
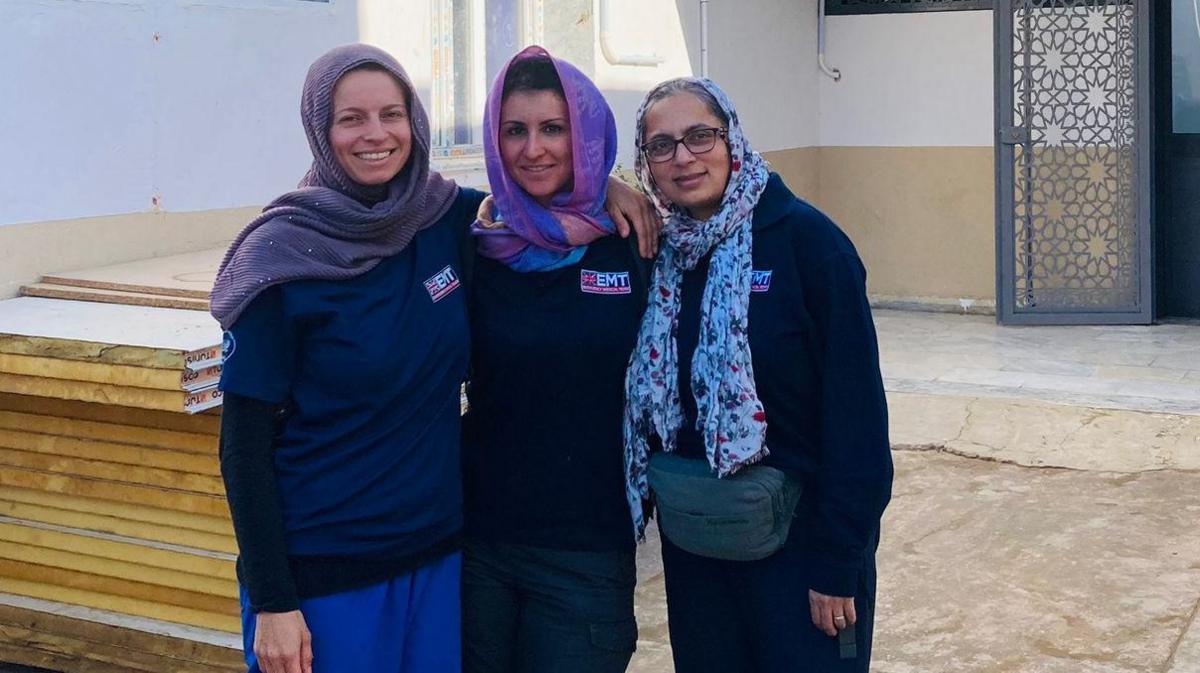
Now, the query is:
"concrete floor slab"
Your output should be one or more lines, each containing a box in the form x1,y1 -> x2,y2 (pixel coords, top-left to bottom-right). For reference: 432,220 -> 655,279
888,393 -> 1200,472
875,311 -> 1200,416
628,452 -> 1200,673
1167,606 -> 1200,673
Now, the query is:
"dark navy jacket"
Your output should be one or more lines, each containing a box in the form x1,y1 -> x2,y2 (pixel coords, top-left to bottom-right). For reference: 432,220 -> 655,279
671,173 -> 893,596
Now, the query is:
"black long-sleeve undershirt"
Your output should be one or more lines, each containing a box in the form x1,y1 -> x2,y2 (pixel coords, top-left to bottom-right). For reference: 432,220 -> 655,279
218,392 -> 299,613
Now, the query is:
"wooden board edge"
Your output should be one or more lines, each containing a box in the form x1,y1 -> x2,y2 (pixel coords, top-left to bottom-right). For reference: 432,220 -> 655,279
39,276 -> 213,301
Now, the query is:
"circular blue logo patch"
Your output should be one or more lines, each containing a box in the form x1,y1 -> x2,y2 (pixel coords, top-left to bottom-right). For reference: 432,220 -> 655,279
221,331 -> 236,360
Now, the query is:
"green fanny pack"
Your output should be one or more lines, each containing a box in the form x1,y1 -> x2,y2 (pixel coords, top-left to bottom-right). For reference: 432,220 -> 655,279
647,452 -> 803,562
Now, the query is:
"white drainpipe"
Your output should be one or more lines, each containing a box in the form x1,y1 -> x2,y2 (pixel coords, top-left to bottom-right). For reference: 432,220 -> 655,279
818,0 -> 841,81
700,0 -> 710,77
598,0 -> 664,66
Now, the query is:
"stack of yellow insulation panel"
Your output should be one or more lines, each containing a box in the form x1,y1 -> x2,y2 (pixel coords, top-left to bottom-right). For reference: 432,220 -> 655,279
0,292 -> 242,672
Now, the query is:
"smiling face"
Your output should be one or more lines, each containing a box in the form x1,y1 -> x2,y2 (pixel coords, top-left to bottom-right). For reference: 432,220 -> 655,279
498,89 -> 574,206
642,92 -> 731,221
328,68 -> 413,186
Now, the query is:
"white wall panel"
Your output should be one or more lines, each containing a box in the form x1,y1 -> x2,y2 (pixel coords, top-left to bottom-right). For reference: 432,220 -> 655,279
819,10 -> 994,147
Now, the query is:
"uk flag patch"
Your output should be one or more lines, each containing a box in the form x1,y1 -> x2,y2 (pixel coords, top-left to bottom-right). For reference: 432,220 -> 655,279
580,269 -> 632,295
424,265 -> 461,302
751,270 -> 773,293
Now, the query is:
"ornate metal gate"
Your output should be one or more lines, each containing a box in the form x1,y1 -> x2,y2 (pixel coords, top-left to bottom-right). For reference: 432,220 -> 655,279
996,0 -> 1153,324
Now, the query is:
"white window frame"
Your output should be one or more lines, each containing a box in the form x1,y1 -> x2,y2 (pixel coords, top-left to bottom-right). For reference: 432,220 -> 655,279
429,0 -> 544,177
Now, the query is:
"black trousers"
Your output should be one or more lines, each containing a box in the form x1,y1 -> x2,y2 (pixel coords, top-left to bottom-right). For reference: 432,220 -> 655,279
659,524 -> 878,673
462,538 -> 637,673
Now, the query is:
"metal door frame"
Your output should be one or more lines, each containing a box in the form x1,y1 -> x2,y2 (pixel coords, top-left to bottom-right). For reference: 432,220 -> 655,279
994,0 -> 1156,325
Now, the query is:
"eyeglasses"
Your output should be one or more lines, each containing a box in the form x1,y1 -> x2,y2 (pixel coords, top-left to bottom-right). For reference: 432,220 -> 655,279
640,127 -> 728,163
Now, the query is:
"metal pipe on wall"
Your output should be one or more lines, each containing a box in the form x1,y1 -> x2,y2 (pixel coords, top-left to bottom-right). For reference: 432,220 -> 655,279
701,0 -> 710,77
818,0 -> 841,81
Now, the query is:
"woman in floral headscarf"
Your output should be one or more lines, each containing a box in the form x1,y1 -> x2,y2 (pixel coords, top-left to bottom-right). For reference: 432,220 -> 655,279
623,77 -> 894,673
460,46 -> 651,673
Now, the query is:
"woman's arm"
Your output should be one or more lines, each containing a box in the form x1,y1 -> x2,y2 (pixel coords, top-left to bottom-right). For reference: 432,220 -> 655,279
217,287 -> 311,673
219,393 -> 313,673
473,177 -> 661,258
218,393 -> 297,612
802,252 -> 894,635
606,176 -> 660,258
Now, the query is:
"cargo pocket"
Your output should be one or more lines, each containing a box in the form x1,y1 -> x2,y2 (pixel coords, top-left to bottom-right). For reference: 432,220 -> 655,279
589,618 -> 638,654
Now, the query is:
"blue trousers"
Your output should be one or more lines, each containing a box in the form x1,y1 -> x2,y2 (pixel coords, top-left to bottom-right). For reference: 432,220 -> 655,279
240,552 -> 462,673
660,527 -> 877,673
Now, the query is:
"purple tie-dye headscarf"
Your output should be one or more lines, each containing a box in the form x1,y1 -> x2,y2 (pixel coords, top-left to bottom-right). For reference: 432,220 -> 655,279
472,46 -> 617,272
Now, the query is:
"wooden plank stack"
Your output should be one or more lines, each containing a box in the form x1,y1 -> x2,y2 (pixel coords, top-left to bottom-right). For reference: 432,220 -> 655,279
0,250 -> 245,671
20,249 -> 222,314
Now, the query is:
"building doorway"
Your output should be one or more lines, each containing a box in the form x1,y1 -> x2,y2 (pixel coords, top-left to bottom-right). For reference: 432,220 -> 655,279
1159,0 -> 1200,318
996,0 -> 1154,325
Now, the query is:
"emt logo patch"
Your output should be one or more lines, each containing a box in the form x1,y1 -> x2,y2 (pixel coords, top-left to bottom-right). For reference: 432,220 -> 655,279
424,265 -> 461,302
751,270 -> 773,293
581,269 -> 632,295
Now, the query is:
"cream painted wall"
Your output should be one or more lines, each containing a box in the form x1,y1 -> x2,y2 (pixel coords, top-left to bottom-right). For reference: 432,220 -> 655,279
702,0 -> 820,152
809,9 -> 997,306
0,0 -> 362,227
591,0 -> 694,169
593,0 -> 819,167
1,0 -> 996,305
0,0 -> 819,228
819,10 -> 994,147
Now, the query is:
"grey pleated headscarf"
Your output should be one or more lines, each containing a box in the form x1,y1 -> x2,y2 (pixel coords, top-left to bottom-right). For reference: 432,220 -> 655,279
210,43 -> 459,329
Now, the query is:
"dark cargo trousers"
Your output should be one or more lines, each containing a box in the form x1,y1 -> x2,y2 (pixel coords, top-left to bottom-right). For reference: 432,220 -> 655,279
659,524 -> 878,673
462,538 -> 637,673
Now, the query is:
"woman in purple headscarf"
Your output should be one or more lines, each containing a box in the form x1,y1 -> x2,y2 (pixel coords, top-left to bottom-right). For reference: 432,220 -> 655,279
459,46 -> 650,673
212,44 -> 656,673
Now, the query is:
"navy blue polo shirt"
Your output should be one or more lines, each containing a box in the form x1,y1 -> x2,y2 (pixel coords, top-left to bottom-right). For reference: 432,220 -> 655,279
461,233 -> 647,552
670,173 -> 893,596
219,188 -> 486,559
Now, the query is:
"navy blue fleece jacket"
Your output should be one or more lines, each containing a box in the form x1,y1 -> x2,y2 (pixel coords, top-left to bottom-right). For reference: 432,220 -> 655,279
672,172 -> 893,596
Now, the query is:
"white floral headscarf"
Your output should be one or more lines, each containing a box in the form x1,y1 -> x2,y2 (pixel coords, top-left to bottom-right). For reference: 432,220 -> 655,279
623,78 -> 771,540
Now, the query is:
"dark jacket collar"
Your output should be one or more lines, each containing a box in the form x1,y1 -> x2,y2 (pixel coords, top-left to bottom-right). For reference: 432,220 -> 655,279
752,172 -> 797,232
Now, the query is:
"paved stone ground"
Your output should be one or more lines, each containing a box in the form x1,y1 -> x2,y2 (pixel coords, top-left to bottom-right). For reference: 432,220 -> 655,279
875,310 -> 1200,417
628,450 -> 1200,673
